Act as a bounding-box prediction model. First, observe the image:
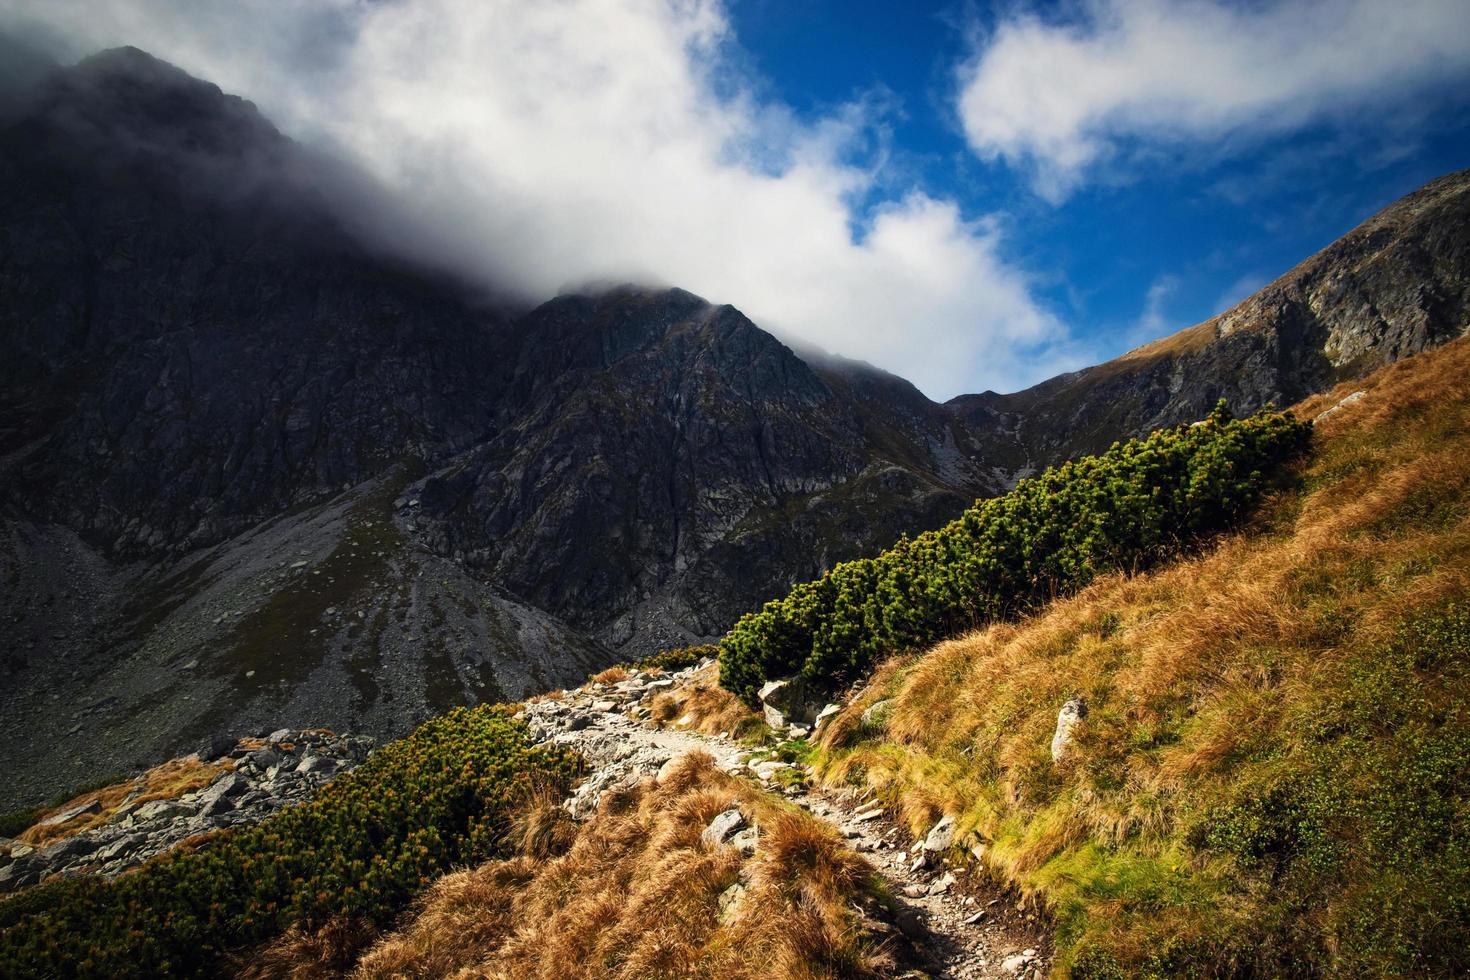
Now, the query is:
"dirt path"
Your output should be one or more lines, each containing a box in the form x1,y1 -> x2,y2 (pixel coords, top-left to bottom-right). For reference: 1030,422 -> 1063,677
516,669 -> 1050,979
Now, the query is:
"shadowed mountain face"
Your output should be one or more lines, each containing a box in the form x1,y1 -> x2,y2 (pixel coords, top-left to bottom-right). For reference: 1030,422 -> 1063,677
0,49 -> 998,806
1,47 -> 1467,808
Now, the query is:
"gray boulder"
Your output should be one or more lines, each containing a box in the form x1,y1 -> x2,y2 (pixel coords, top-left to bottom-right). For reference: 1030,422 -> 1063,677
39,799 -> 102,827
195,773 -> 247,817
758,678 -> 821,728
922,814 -> 956,854
1051,697 -> 1088,763
701,808 -> 747,847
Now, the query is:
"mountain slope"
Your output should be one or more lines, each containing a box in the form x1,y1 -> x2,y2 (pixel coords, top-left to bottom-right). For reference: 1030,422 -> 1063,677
949,168 -> 1470,463
2,46 -> 1468,814
818,337 -> 1470,976
0,49 -> 996,808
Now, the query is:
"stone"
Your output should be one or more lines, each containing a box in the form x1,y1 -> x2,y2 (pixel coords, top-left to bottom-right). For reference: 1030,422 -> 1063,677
565,714 -> 592,732
0,861 -> 40,891
1314,389 -> 1368,423
922,814 -> 956,854
591,700 -> 618,713
654,756 -> 684,784
43,835 -> 99,862
1002,950 -> 1037,973
195,773 -> 247,817
1051,697 -> 1088,763
729,827 -> 759,856
266,728 -> 293,744
94,834 -> 146,863
198,733 -> 237,761
813,703 -> 842,731
964,909 -> 987,924
295,756 -> 340,775
701,808 -> 747,847
758,678 -> 821,728
717,881 -> 746,923
749,760 -> 788,781
248,747 -> 281,770
131,799 -> 191,823
39,799 -> 102,827
928,872 -> 956,896
859,699 -> 893,732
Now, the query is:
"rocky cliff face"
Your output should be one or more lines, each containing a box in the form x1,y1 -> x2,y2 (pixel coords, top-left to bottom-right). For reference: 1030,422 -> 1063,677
0,49 -> 995,807
2,47 -> 1467,810
950,169 -> 1470,462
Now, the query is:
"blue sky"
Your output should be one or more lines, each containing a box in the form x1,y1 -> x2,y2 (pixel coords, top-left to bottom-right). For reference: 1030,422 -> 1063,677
11,0 -> 1470,398
727,0 -> 1470,381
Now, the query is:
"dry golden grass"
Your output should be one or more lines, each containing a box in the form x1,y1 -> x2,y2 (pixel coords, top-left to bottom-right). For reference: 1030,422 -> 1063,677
590,666 -> 630,685
285,751 -> 898,980
817,337 -> 1470,976
648,661 -> 765,740
17,755 -> 230,847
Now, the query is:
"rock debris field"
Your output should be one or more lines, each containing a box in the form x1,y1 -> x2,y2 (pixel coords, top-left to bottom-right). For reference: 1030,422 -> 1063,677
0,729 -> 373,893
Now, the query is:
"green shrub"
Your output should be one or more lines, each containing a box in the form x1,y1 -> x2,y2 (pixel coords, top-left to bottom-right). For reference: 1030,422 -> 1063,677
628,643 -> 720,673
721,404 -> 1312,703
0,706 -> 576,978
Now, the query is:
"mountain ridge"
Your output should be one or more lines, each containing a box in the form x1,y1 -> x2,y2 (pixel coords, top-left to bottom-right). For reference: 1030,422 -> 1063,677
1,46 -> 1467,809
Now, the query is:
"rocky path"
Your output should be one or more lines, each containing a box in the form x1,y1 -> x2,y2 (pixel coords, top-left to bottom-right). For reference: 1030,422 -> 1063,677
516,668 -> 1050,979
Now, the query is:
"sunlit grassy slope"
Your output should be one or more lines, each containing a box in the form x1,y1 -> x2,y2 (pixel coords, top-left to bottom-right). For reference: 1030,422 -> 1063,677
816,337 -> 1470,976
252,751 -> 896,979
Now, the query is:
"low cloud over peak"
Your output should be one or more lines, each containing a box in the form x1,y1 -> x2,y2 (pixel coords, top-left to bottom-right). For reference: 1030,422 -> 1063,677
4,0 -> 1078,400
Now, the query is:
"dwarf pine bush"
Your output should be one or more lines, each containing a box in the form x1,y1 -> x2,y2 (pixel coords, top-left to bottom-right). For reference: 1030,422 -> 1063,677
0,706 -> 576,978
720,403 -> 1312,703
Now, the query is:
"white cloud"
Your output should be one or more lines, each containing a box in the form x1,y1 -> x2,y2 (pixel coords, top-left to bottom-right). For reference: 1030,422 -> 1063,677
957,0 -> 1470,200
5,0 -> 1076,399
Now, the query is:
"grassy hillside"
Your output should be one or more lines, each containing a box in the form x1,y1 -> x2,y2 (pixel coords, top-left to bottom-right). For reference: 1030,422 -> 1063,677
813,337 -> 1470,976
250,751 -> 897,979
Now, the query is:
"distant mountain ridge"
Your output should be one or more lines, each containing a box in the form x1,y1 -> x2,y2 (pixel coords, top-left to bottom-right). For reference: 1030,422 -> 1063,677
0,46 -> 1466,808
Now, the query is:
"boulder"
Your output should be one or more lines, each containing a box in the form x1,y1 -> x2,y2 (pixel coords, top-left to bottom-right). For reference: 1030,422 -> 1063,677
729,826 -> 759,856
717,881 -> 746,923
701,808 -> 747,847
94,834 -> 146,864
247,747 -> 281,770
43,835 -> 99,863
921,814 -> 956,854
1050,697 -> 1088,763
197,733 -> 237,761
39,799 -> 102,827
1003,949 -> 1038,973
295,756 -> 339,775
131,799 -> 191,823
757,678 -> 821,728
195,773 -> 247,817
812,703 -> 842,731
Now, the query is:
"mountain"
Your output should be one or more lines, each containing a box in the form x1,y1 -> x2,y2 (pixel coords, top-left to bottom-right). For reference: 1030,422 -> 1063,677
0,47 -> 1466,810
0,49 -> 997,807
950,169 -> 1470,462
